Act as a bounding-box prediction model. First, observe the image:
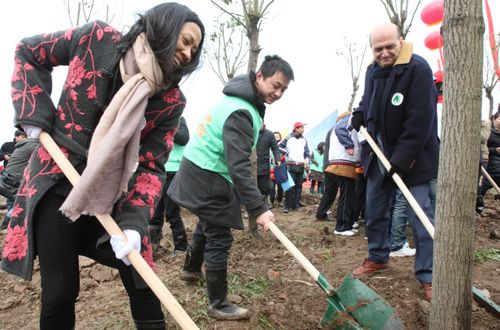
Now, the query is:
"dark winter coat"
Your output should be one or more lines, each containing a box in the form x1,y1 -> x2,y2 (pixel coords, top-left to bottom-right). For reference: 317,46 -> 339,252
354,42 -> 439,186
3,138 -> 39,180
256,128 -> 280,175
2,21 -> 186,280
0,140 -> 16,168
486,125 -> 500,176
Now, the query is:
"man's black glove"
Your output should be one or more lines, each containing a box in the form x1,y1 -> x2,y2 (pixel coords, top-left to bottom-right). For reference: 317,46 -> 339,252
382,164 -> 405,190
351,111 -> 365,132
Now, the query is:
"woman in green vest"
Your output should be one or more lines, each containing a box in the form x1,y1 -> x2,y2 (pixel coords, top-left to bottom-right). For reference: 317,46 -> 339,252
309,142 -> 325,196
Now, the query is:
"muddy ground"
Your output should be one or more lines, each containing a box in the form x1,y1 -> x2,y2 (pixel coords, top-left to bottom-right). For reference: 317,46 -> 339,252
0,193 -> 499,329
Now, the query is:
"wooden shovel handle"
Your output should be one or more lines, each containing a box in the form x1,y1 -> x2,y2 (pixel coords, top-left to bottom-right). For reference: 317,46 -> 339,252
39,132 -> 199,330
269,222 -> 320,281
481,166 -> 500,194
359,126 -> 435,239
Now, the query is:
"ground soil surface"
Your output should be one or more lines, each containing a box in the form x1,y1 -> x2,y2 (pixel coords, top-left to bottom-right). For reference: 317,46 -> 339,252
0,193 -> 499,330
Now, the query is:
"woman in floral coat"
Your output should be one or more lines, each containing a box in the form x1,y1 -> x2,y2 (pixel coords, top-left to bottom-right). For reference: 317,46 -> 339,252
1,3 -> 204,329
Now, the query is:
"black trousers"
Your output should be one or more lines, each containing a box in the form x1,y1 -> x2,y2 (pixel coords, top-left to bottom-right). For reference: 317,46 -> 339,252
285,169 -> 304,210
257,173 -> 271,197
316,172 -> 339,218
353,172 -> 367,220
34,190 -> 163,329
334,174 -> 356,231
191,220 -> 234,270
269,179 -> 283,204
150,173 -> 187,250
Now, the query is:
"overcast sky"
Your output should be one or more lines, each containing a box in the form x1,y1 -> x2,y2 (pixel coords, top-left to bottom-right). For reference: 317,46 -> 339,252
0,0 -> 498,144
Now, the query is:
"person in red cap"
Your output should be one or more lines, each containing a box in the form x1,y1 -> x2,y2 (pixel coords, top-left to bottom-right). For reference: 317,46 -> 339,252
278,122 -> 310,213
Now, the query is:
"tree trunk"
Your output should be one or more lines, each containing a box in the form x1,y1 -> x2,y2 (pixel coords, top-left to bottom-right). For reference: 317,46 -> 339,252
247,15 -> 260,73
348,77 -> 359,111
429,0 -> 484,329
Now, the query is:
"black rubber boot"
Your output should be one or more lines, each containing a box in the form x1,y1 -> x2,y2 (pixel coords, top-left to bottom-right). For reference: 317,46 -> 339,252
206,268 -> 250,320
134,319 -> 166,330
179,238 -> 205,282
171,222 -> 188,252
148,225 -> 163,256
476,195 -> 484,215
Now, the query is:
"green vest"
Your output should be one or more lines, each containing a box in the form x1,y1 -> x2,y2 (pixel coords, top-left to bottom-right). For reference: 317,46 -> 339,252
165,144 -> 185,172
310,149 -> 324,172
184,95 -> 262,182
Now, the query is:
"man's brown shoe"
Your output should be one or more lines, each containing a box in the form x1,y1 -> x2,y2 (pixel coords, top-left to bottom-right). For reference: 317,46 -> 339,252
352,259 -> 389,277
423,283 -> 432,301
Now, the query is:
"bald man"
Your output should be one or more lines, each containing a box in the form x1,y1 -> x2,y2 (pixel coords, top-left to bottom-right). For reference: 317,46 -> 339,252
350,23 -> 439,302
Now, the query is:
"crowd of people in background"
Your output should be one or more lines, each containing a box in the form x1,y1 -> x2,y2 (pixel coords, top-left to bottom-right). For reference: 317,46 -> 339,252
0,3 -> 499,328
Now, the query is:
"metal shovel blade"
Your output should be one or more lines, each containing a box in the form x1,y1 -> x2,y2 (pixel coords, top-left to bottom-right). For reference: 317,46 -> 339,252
320,274 -> 404,330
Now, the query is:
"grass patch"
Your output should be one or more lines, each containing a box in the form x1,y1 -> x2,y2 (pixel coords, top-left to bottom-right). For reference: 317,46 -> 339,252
318,248 -> 335,264
258,313 -> 277,329
293,234 -> 307,245
228,273 -> 271,299
474,248 -> 500,262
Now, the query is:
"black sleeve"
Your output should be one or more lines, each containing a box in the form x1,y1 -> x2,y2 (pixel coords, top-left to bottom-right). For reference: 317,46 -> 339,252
173,116 -> 189,146
269,132 -> 280,164
223,110 -> 268,218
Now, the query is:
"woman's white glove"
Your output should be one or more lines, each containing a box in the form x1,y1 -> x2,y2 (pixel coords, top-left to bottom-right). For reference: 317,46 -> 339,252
110,229 -> 141,265
21,125 -> 42,139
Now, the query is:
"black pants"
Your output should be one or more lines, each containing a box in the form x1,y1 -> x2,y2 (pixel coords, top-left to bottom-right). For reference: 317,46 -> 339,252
34,190 -> 163,329
150,173 -> 187,250
334,174 -> 356,231
316,172 -> 339,218
269,180 -> 283,204
353,173 -> 367,220
257,173 -> 271,197
191,220 -> 234,270
285,168 -> 304,210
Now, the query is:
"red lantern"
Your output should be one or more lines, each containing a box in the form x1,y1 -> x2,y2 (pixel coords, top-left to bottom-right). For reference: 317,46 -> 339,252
424,30 -> 443,50
421,0 -> 444,25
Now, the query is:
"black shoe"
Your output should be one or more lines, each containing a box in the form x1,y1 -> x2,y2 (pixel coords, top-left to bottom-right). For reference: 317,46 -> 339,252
206,268 -> 250,320
179,269 -> 204,282
283,208 -> 290,213
316,216 -> 333,221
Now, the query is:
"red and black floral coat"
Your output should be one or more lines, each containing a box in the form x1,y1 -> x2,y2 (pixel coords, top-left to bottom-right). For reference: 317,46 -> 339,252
1,21 -> 186,280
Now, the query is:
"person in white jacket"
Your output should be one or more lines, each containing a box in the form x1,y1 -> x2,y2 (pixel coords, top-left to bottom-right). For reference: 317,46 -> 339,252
324,111 -> 364,236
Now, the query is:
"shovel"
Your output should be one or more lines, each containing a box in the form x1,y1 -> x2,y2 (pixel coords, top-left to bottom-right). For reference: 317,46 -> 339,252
269,222 -> 403,329
360,126 -> 500,315
39,132 -> 199,330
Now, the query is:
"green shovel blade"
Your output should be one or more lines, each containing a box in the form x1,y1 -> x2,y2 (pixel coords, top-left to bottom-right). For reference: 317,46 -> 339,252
320,274 -> 403,330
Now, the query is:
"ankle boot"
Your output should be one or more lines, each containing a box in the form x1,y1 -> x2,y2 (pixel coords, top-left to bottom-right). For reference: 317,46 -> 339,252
134,319 -> 166,330
171,222 -> 188,252
206,268 -> 250,320
180,239 -> 205,282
